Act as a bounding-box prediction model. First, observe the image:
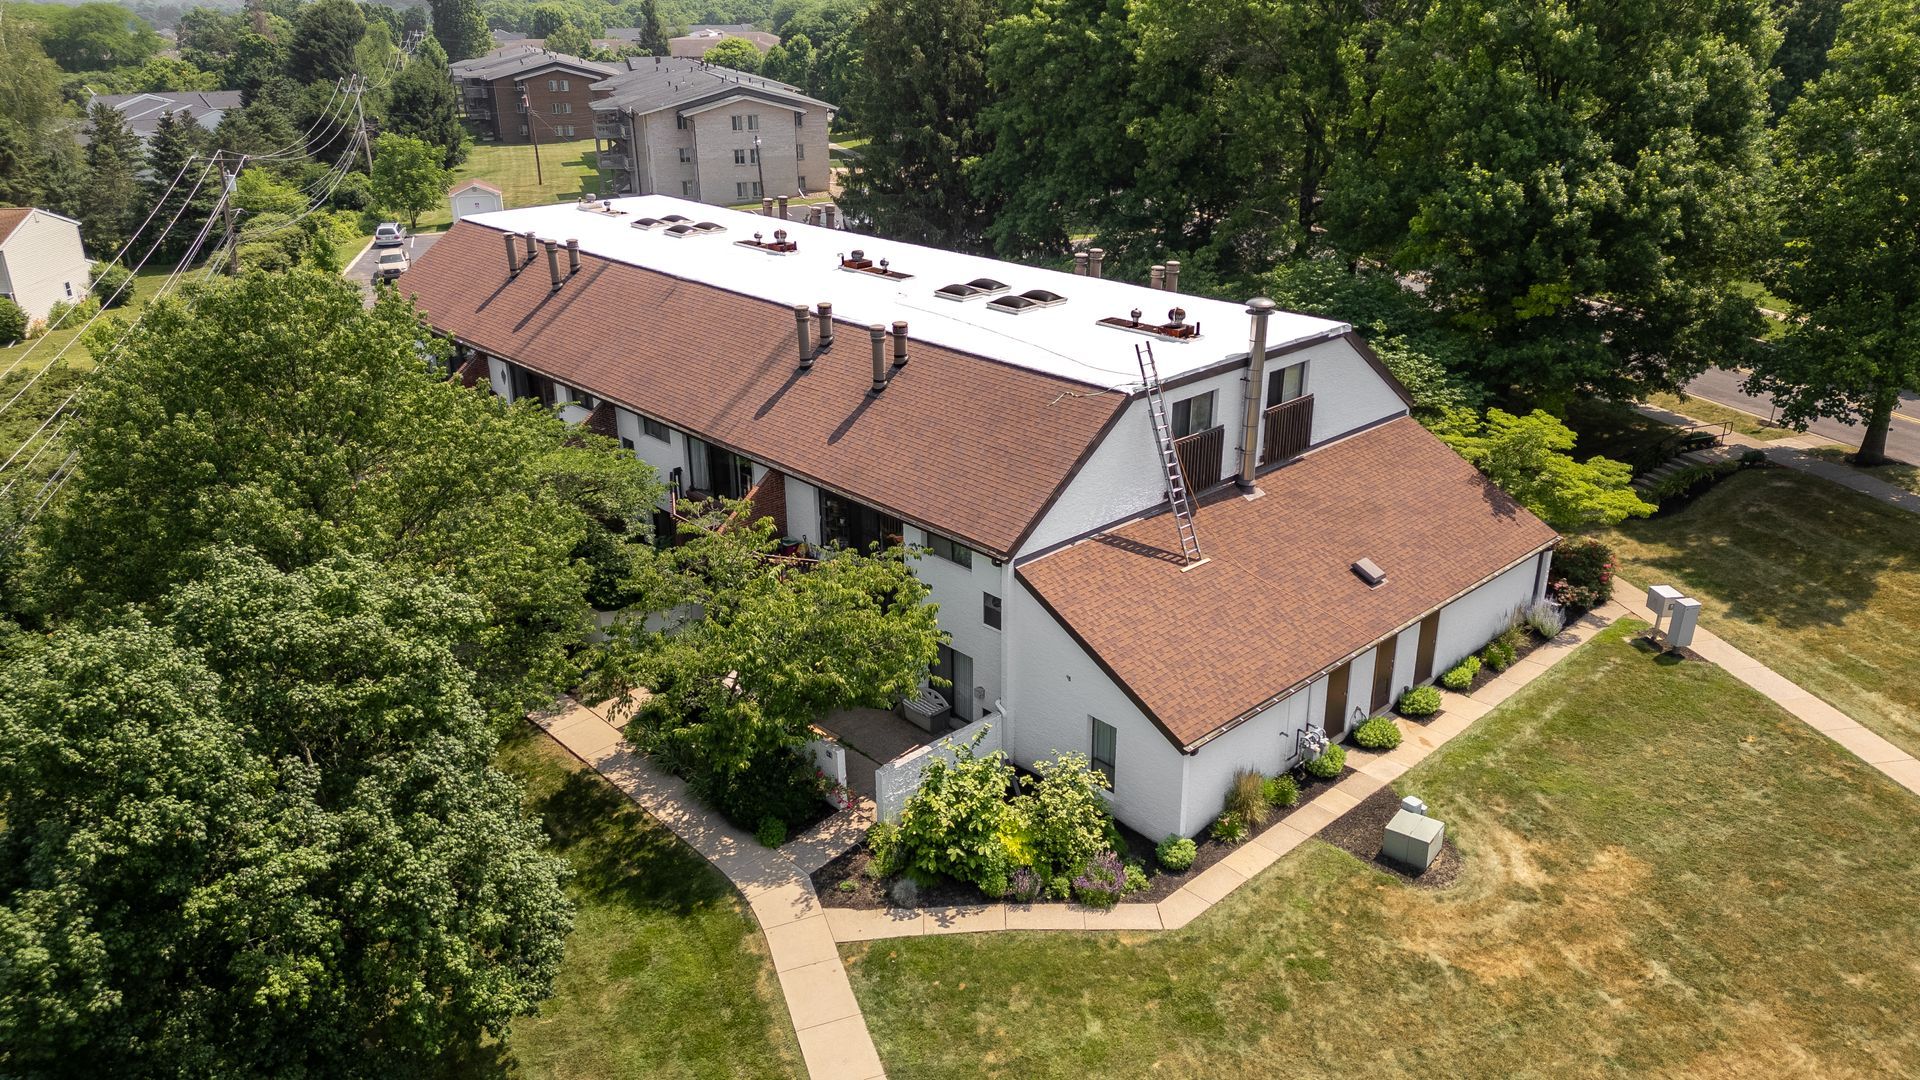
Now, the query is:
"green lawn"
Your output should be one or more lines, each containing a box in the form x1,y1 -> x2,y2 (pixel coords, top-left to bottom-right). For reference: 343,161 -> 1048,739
0,263 -> 181,378
406,139 -> 612,236
843,622 -> 1920,1077
1643,390 -> 1797,441
480,728 -> 803,1079
1601,467 -> 1920,758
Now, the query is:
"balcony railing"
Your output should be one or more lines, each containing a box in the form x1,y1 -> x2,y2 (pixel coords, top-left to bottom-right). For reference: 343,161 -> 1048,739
1261,393 -> 1314,465
1174,424 -> 1225,494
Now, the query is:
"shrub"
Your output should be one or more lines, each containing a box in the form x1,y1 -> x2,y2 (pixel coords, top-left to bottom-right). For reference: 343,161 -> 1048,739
1524,599 -> 1566,638
1354,715 -> 1403,749
1048,875 -> 1072,900
1439,656 -> 1481,691
866,820 -> 901,876
1210,813 -> 1248,844
331,170 -> 373,211
691,748 -> 825,834
1483,640 -> 1516,671
1021,752 -> 1118,878
980,867 -> 1009,898
1400,685 -> 1444,715
1304,743 -> 1346,779
88,261 -> 132,307
836,879 -> 856,893
44,296 -> 100,329
755,817 -> 787,847
1007,866 -> 1043,902
896,736 -> 1015,891
1649,460 -> 1740,504
1124,861 -> 1149,893
0,297 -> 25,344
1224,767 -> 1271,830
1263,773 -> 1300,808
1072,851 -> 1126,908
1740,447 -> 1768,466
1549,536 -> 1615,608
1156,835 -> 1197,872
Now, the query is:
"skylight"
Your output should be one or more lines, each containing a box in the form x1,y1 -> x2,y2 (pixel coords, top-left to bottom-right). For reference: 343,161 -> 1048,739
935,278 -> 1009,302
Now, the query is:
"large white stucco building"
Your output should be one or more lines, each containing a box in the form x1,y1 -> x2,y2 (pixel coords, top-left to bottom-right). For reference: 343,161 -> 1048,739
400,195 -> 1558,840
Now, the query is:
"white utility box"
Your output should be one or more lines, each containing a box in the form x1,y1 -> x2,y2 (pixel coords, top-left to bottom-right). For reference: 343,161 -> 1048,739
1664,596 -> 1702,648
1646,584 -> 1684,619
1383,810 -> 1445,872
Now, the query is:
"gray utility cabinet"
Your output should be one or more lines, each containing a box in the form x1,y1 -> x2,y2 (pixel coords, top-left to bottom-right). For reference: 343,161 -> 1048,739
1383,809 -> 1444,871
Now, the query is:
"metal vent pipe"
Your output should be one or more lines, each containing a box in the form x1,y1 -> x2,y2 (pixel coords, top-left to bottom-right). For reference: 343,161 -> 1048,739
891,320 -> 908,367
1150,264 -> 1166,290
794,304 -> 814,367
505,232 -> 521,274
1166,260 -> 1182,293
815,301 -> 834,349
1236,297 -> 1277,490
1087,248 -> 1104,279
522,231 -> 536,264
1072,252 -> 1088,276
868,324 -> 887,392
565,238 -> 580,276
543,240 -> 561,292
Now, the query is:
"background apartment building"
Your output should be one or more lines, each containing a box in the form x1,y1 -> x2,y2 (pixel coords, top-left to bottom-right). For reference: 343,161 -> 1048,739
591,58 -> 834,204
451,46 -> 619,145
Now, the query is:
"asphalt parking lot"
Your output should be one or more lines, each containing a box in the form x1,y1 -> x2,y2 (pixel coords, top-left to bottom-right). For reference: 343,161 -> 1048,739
344,230 -> 440,298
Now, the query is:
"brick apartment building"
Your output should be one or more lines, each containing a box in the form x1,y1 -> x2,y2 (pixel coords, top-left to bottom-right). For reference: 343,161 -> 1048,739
451,45 -> 619,145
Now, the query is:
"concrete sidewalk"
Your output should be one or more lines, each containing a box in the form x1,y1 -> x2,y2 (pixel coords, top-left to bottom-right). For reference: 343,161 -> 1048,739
1636,401 -> 1920,515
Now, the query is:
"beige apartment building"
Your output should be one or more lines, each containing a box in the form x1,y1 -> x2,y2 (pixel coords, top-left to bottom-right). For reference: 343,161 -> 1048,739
591,57 -> 834,205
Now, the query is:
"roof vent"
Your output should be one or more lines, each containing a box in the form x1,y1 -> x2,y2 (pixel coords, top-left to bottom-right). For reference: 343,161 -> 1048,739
663,221 -> 725,238
736,228 -> 798,254
631,216 -> 665,230
934,278 -> 1009,302
1352,558 -> 1387,587
1098,307 -> 1202,341
661,214 -> 691,223
986,289 -> 1067,314
839,250 -> 911,280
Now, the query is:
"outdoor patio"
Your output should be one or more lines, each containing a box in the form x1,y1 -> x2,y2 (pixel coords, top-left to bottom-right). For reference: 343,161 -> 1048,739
816,707 -> 943,800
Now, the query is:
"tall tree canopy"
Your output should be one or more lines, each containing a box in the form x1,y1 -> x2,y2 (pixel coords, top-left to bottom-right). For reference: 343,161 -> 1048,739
80,102 -> 144,255
430,0 -> 492,61
702,35 -> 763,72
370,132 -> 451,228
1746,0 -> 1920,465
287,0 -> 368,84
838,0 -> 998,248
36,3 -> 163,71
1326,0 -> 1776,402
0,553 -> 571,1074
35,270 -> 659,720
386,36 -> 470,168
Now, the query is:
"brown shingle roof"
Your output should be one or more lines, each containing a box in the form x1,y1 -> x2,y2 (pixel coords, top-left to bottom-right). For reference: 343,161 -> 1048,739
0,208 -> 33,246
1017,417 -> 1559,751
400,222 -> 1126,557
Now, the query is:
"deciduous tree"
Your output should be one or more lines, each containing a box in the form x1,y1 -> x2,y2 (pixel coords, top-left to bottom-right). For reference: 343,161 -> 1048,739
287,0 -> 367,84
386,36 -> 470,168
430,0 -> 492,61
702,35 -> 763,72
370,131 -> 449,228
1745,0 -> 1919,466
1435,408 -> 1653,529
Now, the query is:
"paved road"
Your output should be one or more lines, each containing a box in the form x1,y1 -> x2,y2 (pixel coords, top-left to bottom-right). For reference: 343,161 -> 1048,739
344,231 -> 441,297
1685,366 -> 1920,465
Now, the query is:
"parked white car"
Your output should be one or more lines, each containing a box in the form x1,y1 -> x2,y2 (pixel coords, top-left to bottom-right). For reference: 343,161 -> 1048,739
374,249 -> 410,281
373,222 -> 406,247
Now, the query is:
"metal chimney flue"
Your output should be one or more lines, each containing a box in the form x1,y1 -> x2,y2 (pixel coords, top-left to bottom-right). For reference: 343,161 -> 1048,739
565,238 -> 580,276
824,205 -> 837,229
523,231 -> 537,264
868,324 -> 887,393
505,232 -> 521,274
891,320 -> 908,367
543,240 -> 561,292
1088,248 -> 1104,279
793,303 -> 814,367
1166,259 -> 1181,293
815,302 -> 834,349
1237,297 -> 1277,490
762,196 -> 774,217
777,195 -> 789,219
1073,252 -> 1088,276
1150,264 -> 1166,290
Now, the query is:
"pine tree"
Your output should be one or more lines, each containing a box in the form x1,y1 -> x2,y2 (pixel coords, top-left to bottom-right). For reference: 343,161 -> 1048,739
429,0 -> 490,62
286,0 -> 367,84
387,37 -> 469,169
82,103 -> 145,257
0,119 -> 46,208
142,111 -> 215,265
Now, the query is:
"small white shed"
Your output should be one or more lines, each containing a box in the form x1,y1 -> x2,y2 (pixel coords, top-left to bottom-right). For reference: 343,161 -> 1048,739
0,208 -> 89,327
449,180 -> 505,224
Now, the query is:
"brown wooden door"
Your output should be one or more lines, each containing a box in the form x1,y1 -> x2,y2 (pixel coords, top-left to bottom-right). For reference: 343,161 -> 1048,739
1323,663 -> 1350,737
1370,637 -> 1398,713
1413,613 -> 1441,684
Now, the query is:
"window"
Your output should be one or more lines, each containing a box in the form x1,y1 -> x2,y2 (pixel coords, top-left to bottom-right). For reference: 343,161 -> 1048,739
1172,391 -> 1215,438
1090,717 -> 1117,785
796,143 -> 805,160
1266,362 -> 1306,407
64,282 -> 73,297
748,114 -> 759,130
686,436 -> 753,499
982,592 -> 1002,630
518,123 -> 529,135
735,181 -> 762,198
678,147 -> 690,163
819,491 -> 902,551
731,114 -> 743,130
551,102 -> 572,114
733,148 -> 758,165
620,436 -> 636,451
676,114 -> 687,129
925,531 -> 973,568
641,416 -> 669,442
681,180 -> 692,196
547,78 -> 570,91
558,124 -> 574,137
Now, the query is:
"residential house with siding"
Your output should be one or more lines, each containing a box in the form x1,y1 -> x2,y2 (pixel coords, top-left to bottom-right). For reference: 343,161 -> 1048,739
450,47 -> 619,144
0,209 -> 90,327
398,196 -> 1558,840
589,58 -> 833,204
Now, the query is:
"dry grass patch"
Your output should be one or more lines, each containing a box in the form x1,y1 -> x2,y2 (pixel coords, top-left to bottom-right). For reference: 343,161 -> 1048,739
843,623 -> 1920,1078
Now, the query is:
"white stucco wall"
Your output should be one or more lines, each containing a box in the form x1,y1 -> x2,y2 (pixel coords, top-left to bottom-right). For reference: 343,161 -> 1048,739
614,405 -> 689,490
904,525 -> 1004,722
1434,551 -> 1551,675
0,211 -> 89,324
1292,336 -> 1410,444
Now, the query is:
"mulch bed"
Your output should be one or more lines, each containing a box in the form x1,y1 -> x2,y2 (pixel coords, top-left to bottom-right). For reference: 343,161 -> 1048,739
1315,785 -> 1461,890
812,765 -> 1356,909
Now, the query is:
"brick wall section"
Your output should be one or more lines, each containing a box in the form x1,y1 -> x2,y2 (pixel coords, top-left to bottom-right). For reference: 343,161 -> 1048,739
485,71 -> 602,143
746,468 -> 788,536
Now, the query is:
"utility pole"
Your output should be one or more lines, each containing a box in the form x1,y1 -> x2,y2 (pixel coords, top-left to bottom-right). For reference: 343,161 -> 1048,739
519,82 -> 544,185
220,151 -> 246,276
753,134 -> 765,203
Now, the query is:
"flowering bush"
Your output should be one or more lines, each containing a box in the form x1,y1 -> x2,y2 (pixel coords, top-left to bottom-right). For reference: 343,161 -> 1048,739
1549,536 -> 1615,608
1008,866 -> 1043,902
816,767 -> 855,811
895,734 -> 1015,891
1072,851 -> 1126,908
1210,813 -> 1248,844
1019,752 -> 1119,879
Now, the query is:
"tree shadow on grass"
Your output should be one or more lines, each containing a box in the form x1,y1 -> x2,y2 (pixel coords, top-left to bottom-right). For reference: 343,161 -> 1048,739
531,765 -> 738,918
1609,469 -> 1920,632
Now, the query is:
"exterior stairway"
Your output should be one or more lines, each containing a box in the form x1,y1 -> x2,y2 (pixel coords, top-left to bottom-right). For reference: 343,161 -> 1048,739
1633,446 -> 1740,495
